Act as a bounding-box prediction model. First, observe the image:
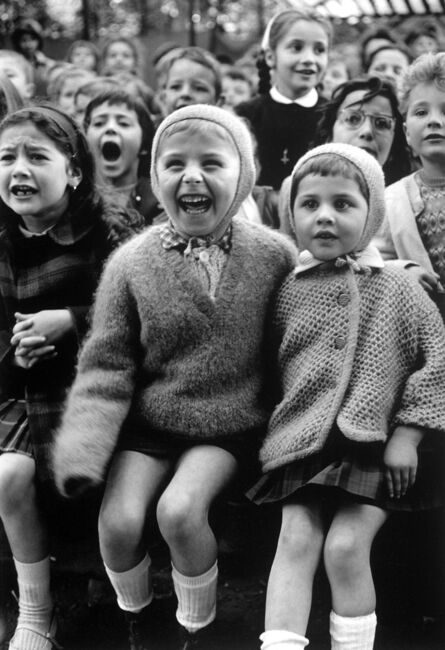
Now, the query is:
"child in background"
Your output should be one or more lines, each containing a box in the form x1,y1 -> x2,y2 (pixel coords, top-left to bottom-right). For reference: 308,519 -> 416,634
84,88 -> 161,226
0,105 -> 141,650
158,46 -> 222,117
100,36 -> 140,78
236,7 -> 331,191
52,105 -> 296,650
375,52 -> 445,319
65,39 -> 99,73
73,76 -> 120,125
0,72 -> 24,119
365,44 -> 411,91
249,143 -> 445,650
221,67 -> 255,112
48,66 -> 96,118
0,50 -> 35,102
320,50 -> 350,100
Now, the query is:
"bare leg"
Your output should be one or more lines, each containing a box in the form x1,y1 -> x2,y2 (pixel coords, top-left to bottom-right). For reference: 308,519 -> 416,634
324,502 -> 388,616
156,445 -> 238,575
99,450 -> 174,572
264,500 -> 325,635
0,454 -> 47,562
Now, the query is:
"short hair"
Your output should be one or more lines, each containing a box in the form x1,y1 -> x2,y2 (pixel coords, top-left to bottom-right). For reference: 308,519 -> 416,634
65,40 -> 100,70
365,43 -> 411,73
74,76 -> 120,103
83,89 -> 155,176
0,49 -> 34,83
398,52 -> 445,115
160,46 -> 222,97
100,36 -> 140,75
222,67 -> 253,88
291,153 -> 369,210
47,66 -> 96,103
359,26 -> 397,69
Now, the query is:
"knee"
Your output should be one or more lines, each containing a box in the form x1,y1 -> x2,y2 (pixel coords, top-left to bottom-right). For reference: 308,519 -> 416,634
99,501 -> 145,553
277,515 -> 320,563
324,530 -> 366,580
157,491 -> 204,545
0,454 -> 35,515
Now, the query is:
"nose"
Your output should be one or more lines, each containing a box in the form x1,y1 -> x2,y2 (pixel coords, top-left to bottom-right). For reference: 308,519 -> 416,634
178,83 -> 192,99
316,206 -> 334,225
183,162 -> 203,183
12,153 -> 31,178
301,45 -> 316,64
428,109 -> 444,127
357,115 -> 374,140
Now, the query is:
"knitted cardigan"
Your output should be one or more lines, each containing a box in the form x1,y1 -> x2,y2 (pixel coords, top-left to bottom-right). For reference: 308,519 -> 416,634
53,217 -> 296,495
259,262 -> 445,473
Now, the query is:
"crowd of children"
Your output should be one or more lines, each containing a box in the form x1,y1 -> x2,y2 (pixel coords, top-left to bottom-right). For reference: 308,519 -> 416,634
0,7 -> 443,650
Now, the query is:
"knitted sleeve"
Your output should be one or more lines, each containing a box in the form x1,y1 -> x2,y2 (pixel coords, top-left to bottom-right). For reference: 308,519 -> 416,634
52,246 -> 140,497
393,289 -> 445,433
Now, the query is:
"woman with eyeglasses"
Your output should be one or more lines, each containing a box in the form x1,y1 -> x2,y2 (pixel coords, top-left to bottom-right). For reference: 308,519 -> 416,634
313,76 -> 413,185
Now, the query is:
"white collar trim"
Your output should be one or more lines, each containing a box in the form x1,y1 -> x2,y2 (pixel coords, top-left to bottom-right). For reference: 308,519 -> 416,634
270,86 -> 318,107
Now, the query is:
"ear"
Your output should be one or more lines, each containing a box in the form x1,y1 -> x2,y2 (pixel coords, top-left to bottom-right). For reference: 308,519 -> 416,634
67,164 -> 83,189
403,121 -> 411,147
264,48 -> 276,70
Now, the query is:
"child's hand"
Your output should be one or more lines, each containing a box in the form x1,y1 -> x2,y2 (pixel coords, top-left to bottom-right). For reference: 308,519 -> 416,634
383,426 -> 424,499
406,265 -> 440,293
11,310 -> 74,347
13,337 -> 57,369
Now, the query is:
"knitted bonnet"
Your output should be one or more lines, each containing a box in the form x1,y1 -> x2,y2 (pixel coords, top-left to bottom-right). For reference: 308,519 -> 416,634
288,142 -> 386,253
150,104 -> 256,224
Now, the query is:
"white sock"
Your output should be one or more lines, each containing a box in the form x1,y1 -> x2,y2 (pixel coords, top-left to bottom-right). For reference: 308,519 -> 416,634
104,554 -> 153,613
10,557 -> 53,650
260,629 -> 309,649
330,611 -> 377,650
171,561 -> 218,633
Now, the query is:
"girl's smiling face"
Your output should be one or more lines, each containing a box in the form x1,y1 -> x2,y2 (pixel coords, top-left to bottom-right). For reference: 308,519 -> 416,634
156,125 -> 240,240
292,173 -> 368,260
266,20 -> 329,100
0,121 -> 80,232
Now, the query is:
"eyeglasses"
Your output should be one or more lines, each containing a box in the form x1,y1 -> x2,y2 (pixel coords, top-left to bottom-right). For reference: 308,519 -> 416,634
338,108 -> 395,133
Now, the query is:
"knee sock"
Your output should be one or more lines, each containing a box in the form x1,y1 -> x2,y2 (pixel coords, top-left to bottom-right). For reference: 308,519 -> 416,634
260,630 -> 309,649
171,561 -> 218,633
104,554 -> 153,613
330,611 -> 377,650
11,556 -> 53,650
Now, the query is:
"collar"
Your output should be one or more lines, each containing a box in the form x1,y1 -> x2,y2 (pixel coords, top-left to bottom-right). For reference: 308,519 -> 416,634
270,86 -> 318,107
294,244 -> 384,277
159,222 -> 232,254
17,206 -> 95,246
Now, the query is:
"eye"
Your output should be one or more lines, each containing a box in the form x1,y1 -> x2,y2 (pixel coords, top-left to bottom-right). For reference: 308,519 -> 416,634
164,159 -> 183,169
0,153 -> 14,163
413,108 -> 427,117
315,45 -> 326,55
30,153 -> 46,161
343,111 -> 363,127
301,198 -> 318,209
203,158 -> 223,168
334,198 -> 350,210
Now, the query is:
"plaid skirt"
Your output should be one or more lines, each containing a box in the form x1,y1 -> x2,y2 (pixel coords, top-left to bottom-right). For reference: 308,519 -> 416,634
0,399 -> 33,458
247,427 -> 444,512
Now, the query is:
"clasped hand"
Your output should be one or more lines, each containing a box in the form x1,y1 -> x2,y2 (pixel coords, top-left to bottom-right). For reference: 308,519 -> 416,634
10,310 -> 74,369
383,425 -> 424,499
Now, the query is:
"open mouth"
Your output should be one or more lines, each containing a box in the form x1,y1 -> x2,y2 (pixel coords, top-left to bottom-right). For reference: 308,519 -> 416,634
101,141 -> 122,162
178,194 -> 211,214
315,232 -> 336,240
11,185 -> 37,197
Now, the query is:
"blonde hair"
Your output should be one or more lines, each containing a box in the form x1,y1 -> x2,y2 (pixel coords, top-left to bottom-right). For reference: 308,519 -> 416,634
398,52 -> 445,114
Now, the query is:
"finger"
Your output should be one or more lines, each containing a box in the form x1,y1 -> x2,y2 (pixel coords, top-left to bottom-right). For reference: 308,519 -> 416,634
14,312 -> 34,322
400,469 -> 410,496
13,336 -> 46,349
12,318 -> 33,333
408,466 -> 417,488
27,346 -> 56,358
419,279 -> 434,293
27,351 -> 58,367
385,469 -> 394,498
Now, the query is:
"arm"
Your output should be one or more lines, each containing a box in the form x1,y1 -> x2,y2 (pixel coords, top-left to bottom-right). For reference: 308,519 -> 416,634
383,425 -> 424,499
52,248 -> 141,497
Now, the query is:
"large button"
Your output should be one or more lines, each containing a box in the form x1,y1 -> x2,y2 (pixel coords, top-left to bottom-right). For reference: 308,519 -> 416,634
199,251 -> 210,263
337,292 -> 350,306
334,335 -> 346,350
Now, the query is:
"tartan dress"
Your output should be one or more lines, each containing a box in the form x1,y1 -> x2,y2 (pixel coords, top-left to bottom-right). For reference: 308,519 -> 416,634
0,208 -> 114,482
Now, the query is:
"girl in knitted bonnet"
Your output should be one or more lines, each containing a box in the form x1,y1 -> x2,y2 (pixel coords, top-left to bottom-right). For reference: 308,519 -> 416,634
248,143 -> 445,650
52,104 -> 296,650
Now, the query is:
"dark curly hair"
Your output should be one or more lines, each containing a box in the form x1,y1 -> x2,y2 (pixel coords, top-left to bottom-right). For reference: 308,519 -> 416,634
313,76 -> 412,185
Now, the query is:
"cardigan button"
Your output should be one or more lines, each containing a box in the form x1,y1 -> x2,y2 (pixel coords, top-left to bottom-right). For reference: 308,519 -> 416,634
337,292 -> 350,306
334,335 -> 346,350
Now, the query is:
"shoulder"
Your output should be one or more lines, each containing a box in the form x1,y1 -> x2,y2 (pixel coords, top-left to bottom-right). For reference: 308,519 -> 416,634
236,95 -> 266,116
385,173 -> 416,199
232,217 -> 296,258
377,264 -> 435,307
103,226 -> 162,272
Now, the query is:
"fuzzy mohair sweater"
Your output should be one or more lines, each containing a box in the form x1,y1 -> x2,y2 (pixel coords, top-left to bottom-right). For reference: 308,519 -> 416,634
53,217 -> 296,496
260,262 -> 445,473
